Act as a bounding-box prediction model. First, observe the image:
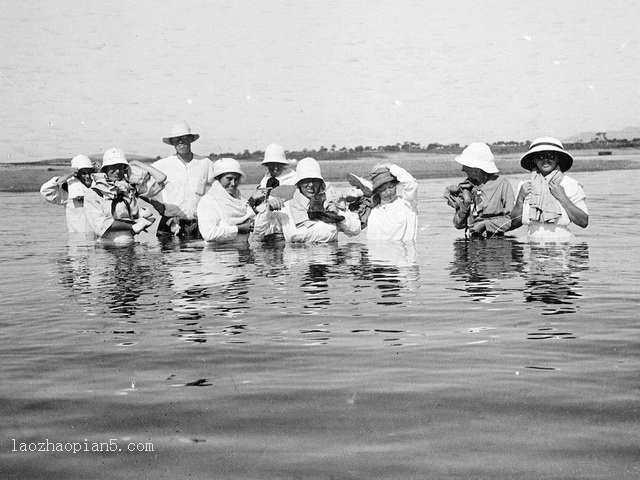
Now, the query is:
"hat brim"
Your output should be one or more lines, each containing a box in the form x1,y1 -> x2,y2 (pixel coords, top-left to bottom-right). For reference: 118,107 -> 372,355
162,133 -> 200,145
520,145 -> 573,172
454,156 -> 499,174
261,159 -> 290,165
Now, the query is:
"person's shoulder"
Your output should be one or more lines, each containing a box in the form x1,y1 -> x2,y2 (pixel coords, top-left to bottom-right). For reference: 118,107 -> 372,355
192,154 -> 214,163
153,154 -> 177,167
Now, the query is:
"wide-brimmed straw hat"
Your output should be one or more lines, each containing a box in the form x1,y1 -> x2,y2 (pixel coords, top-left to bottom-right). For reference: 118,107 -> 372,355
162,120 -> 200,145
71,154 -> 94,170
455,142 -> 499,174
261,143 -> 289,165
296,157 -> 323,182
520,136 -> 573,172
213,158 -> 245,179
101,148 -> 129,171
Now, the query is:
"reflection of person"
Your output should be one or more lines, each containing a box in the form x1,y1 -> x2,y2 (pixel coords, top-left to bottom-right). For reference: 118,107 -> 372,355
40,154 -> 97,234
449,237 -> 522,303
196,158 -> 255,243
510,137 -> 588,243
445,143 -> 514,238
253,157 -> 360,243
520,242 -> 589,314
151,121 -> 216,239
84,148 -> 166,244
366,164 -> 418,242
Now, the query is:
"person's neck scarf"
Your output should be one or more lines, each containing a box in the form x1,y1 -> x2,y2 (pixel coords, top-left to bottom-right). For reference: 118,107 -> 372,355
528,169 -> 563,223
208,181 -> 252,225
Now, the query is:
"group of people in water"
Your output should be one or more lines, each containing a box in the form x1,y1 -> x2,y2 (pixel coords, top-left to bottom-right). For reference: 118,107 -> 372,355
40,120 -> 589,246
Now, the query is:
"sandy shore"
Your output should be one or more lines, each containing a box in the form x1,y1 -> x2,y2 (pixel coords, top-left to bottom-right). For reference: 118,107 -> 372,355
1,151 -> 638,193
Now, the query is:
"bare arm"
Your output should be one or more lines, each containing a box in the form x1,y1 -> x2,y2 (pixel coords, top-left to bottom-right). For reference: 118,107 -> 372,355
548,179 -> 589,228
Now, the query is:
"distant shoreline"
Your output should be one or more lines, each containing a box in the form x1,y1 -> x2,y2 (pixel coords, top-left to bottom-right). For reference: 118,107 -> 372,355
1,150 -> 638,193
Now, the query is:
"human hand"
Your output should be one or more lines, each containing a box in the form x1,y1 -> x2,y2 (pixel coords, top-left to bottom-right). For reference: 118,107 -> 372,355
237,218 -> 254,234
518,181 -> 531,200
267,196 -> 284,211
547,176 -> 567,201
132,217 -> 155,234
468,220 -> 488,236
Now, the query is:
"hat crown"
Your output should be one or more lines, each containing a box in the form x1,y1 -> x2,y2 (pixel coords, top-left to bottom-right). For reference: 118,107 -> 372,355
213,157 -> 244,178
455,142 -> 498,173
296,157 -> 323,182
169,120 -> 193,138
528,136 -> 564,151
102,148 -> 129,168
262,143 -> 288,164
370,167 -> 396,192
71,154 -> 93,170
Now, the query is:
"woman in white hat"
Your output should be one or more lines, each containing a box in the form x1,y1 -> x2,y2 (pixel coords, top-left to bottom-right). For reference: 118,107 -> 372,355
510,137 -> 588,242
196,158 -> 255,243
253,157 -> 360,243
40,154 -> 97,234
84,148 -> 166,244
444,142 -> 515,238
366,163 -> 419,242
151,120 -> 216,239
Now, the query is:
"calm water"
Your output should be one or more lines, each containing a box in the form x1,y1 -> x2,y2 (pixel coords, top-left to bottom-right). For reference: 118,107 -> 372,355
1,169 -> 639,479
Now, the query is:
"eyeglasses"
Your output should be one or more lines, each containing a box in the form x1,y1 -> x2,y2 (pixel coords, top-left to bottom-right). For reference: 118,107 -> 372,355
76,168 -> 95,176
534,152 -> 557,162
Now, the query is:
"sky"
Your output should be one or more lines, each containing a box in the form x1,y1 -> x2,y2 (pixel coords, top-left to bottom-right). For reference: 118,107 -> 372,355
1,0 -> 638,162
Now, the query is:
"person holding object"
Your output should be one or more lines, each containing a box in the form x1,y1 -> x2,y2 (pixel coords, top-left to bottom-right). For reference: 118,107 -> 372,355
150,120 -> 216,239
40,154 -> 97,234
84,148 -> 166,245
366,164 -> 418,242
197,158 -> 255,243
510,137 -> 588,242
252,157 -> 360,243
248,143 -> 298,213
444,142 -> 514,238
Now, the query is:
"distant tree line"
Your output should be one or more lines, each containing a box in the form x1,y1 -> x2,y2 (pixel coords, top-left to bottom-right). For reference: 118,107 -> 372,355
211,136 -> 640,161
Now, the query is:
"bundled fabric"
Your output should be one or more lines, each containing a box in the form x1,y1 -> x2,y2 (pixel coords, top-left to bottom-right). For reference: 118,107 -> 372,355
528,170 -> 563,223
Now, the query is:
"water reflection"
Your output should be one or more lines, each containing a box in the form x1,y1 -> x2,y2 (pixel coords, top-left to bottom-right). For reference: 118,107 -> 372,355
168,243 -> 255,343
56,237 -> 170,321
448,238 -> 590,315
520,242 -> 590,315
449,237 -> 522,303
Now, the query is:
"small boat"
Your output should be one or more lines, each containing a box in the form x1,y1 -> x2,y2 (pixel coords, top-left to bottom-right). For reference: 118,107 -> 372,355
598,150 -> 612,156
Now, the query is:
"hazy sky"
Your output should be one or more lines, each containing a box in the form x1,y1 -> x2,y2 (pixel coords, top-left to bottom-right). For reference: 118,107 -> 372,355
1,0 -> 638,161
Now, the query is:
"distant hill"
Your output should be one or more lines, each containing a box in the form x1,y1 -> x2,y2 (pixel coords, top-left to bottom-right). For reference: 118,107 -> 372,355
564,127 -> 640,143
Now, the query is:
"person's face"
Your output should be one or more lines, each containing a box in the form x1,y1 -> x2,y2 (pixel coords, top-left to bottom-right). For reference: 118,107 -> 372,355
376,181 -> 398,204
462,165 -> 485,184
104,164 -> 127,182
533,151 -> 560,176
298,179 -> 323,200
265,162 -> 284,177
170,135 -> 193,155
76,168 -> 95,187
218,173 -> 241,196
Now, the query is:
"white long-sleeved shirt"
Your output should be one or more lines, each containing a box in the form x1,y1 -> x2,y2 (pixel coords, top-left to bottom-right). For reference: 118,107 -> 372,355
253,186 -> 361,243
366,165 -> 418,242
40,176 -> 93,234
152,154 -> 216,219
197,193 -> 255,243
